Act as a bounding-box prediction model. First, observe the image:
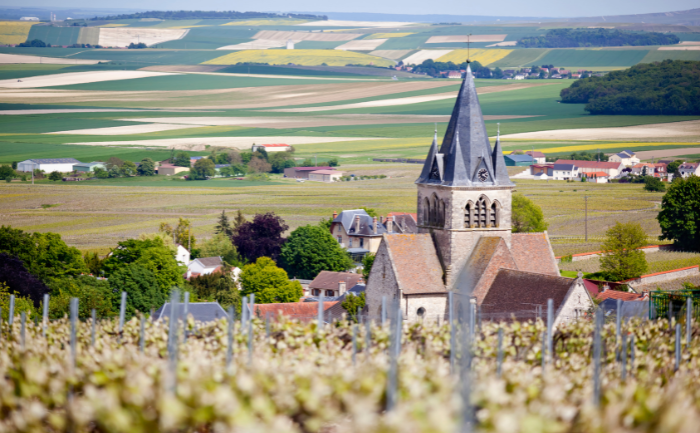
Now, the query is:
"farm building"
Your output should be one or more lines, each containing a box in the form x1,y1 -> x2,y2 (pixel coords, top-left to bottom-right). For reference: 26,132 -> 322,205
504,154 -> 534,166
446,71 -> 462,79
251,143 -> 292,153
525,151 -> 546,164
73,162 -> 106,173
17,158 -> 81,173
308,169 -> 343,182
555,160 -> 624,177
284,166 -> 334,180
157,164 -> 189,176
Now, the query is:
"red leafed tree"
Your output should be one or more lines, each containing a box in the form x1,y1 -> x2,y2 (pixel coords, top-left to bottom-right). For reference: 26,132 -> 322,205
231,213 -> 288,263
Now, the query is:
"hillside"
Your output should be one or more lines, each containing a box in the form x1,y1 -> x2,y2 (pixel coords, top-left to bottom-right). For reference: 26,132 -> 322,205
560,60 -> 700,115
517,28 -> 680,48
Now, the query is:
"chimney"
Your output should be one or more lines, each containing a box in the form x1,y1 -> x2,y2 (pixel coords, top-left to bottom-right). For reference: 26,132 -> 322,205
333,210 -> 338,219
387,216 -> 394,233
338,280 -> 346,295
373,217 -> 378,234
602,283 -> 610,293
355,215 -> 361,233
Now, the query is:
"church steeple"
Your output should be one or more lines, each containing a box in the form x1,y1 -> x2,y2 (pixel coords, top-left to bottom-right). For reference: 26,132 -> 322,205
416,65 -> 513,187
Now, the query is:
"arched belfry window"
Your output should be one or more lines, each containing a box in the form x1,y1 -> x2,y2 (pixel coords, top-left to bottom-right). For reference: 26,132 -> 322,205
464,201 -> 474,228
438,199 -> 445,227
490,201 -> 500,228
423,197 -> 430,225
430,194 -> 439,226
475,196 -> 489,228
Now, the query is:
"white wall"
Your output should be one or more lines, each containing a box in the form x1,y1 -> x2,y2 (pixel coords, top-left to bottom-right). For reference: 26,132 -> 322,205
17,162 -> 76,173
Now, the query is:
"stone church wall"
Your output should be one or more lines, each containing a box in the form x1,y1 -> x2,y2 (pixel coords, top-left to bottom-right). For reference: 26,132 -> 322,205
365,241 -> 401,320
554,280 -> 594,327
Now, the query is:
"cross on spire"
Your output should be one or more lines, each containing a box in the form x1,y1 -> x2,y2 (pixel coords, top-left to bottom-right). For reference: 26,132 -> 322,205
466,33 -> 472,64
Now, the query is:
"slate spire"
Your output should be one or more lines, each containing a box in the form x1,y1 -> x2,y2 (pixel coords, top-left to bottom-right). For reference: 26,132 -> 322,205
417,127 -> 441,183
416,64 -> 513,187
491,124 -> 512,185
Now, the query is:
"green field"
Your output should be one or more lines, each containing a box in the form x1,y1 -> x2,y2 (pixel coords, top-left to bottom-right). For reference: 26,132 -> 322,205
26,25 -> 81,46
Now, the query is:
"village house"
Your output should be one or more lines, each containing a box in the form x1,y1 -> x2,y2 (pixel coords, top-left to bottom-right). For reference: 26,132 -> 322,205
555,160 -> 624,177
307,271 -> 364,298
552,163 -> 580,180
253,301 -> 339,323
364,65 -> 593,325
330,209 -> 417,258
446,71 -> 462,79
252,143 -> 292,153
175,244 -> 190,266
630,163 -> 658,176
525,151 -> 546,164
608,150 -> 640,166
583,171 -> 609,183
679,162 -> 700,178
17,158 -> 82,173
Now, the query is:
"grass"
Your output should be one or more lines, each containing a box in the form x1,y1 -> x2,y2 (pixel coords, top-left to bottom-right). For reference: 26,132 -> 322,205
26,25 -> 82,46
202,49 -> 395,67
641,49 -> 700,63
559,251 -> 700,275
0,21 -> 36,44
436,49 -> 513,66
535,49 -> 650,67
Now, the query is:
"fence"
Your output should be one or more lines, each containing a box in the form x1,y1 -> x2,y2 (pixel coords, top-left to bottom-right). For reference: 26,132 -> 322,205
650,290 -> 700,321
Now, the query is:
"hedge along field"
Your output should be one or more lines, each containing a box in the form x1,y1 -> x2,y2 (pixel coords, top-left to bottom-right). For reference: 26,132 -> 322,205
436,49 -> 512,66
0,21 -> 36,44
26,25 -> 82,46
202,49 -> 395,67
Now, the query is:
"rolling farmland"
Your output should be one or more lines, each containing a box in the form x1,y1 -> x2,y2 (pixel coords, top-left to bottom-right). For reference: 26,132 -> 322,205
0,21 -> 36,45
202,49 -> 395,67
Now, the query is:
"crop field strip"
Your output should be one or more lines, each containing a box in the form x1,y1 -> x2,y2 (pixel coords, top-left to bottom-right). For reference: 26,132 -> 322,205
0,21 -> 36,45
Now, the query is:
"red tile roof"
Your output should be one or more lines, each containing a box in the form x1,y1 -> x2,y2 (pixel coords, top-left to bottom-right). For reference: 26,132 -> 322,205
254,301 -> 339,322
585,171 -> 609,177
454,237 -> 517,303
387,212 -> 417,222
510,233 -> 559,276
596,290 -> 646,301
555,160 -> 622,170
384,234 -> 444,294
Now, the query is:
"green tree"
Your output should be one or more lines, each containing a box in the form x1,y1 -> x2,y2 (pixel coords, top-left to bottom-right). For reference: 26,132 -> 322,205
121,160 -> 137,176
108,264 -> 165,320
173,152 -> 191,167
239,257 -> 303,304
301,158 -> 315,167
138,158 -> 156,176
341,292 -> 365,323
511,194 -> 548,233
159,217 -> 196,251
657,175 -> 700,252
360,207 -> 378,218
198,232 -> 241,266
188,264 -> 241,313
189,158 -> 216,180
0,165 -> 14,179
599,222 -> 649,281
232,210 -> 247,235
667,160 -> 684,178
644,176 -> 665,192
328,157 -> 339,167
48,171 -> 62,181
214,210 -> 233,237
0,226 -> 88,281
102,237 -> 184,295
279,225 -> 354,280
362,253 -> 375,282
83,251 -> 104,275
0,282 -> 35,321
47,275 -> 114,319
269,152 -> 296,173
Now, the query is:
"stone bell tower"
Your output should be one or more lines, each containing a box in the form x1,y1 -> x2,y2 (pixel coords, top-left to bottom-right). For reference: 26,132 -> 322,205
415,64 -> 515,285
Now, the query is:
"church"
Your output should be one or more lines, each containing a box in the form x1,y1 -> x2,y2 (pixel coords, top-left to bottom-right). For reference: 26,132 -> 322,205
365,65 -> 593,325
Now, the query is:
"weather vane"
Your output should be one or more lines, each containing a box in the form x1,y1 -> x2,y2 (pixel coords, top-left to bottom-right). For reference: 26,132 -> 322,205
466,33 -> 472,64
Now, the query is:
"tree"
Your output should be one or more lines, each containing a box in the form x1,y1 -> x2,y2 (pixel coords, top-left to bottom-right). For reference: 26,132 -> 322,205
106,156 -> 124,169
138,158 -> 155,176
247,157 -> 272,173
279,225 -> 354,279
232,212 -> 288,263
121,160 -> 137,176
159,217 -> 196,250
667,160 -> 684,178
0,253 -> 50,308
188,264 -> 241,312
511,194 -> 548,233
644,176 -> 665,192
657,175 -> 700,252
232,210 -> 247,234
0,282 -> 35,321
362,253 -> 375,282
599,222 -> 649,281
492,67 -> 503,79
214,210 -> 233,237
102,237 -> 184,294
269,152 -> 295,173
0,165 -> 14,179
198,232 -> 241,266
47,275 -> 113,319
360,207 -> 378,218
83,251 -> 104,275
48,171 -> 62,181
328,158 -> 339,167
108,264 -> 165,320
301,158 -> 315,167
239,257 -> 303,304
341,292 -> 365,323
0,227 -> 88,281
189,158 -> 216,180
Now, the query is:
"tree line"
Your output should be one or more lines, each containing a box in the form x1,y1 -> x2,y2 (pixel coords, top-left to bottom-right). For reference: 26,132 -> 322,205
91,10 -> 326,21
517,28 -> 680,48
560,60 -> 700,115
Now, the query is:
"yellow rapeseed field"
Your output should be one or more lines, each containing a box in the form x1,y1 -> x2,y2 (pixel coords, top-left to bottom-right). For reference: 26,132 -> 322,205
367,32 -> 414,39
222,19 -> 309,26
203,49 -> 394,67
531,142 -> 694,154
98,23 -> 129,27
0,21 -> 36,44
437,49 -> 512,66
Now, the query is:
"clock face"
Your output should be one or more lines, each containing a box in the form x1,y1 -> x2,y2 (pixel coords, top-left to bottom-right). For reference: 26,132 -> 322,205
477,168 -> 489,182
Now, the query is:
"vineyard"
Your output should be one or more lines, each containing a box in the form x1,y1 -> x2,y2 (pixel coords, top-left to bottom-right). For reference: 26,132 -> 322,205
2,303 -> 700,432
559,251 -> 700,276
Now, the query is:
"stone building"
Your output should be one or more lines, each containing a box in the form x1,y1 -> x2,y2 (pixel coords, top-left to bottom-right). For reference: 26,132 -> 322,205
364,65 -> 593,324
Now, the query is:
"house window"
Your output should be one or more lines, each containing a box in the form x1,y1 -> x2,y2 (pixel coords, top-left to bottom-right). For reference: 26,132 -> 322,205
349,238 -> 353,248
337,236 -> 342,243
417,307 -> 426,317
360,238 -> 364,248
325,290 -> 335,297
312,289 -> 320,296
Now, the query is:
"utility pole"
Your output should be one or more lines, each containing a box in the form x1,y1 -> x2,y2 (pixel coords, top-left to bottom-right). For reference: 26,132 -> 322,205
584,196 -> 589,242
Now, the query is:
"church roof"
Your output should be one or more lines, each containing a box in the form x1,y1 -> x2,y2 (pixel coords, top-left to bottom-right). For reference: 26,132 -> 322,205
480,269 -> 577,321
384,234 -> 445,294
452,236 -> 518,303
510,233 -> 560,276
416,65 -> 513,187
